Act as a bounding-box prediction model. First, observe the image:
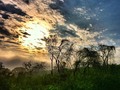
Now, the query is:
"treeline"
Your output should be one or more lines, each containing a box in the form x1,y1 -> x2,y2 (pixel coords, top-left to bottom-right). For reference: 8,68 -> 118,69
0,61 -> 47,78
0,60 -> 120,90
43,35 -> 116,75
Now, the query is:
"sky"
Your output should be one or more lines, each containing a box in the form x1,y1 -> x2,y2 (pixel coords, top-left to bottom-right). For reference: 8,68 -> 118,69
54,0 -> 120,46
0,0 -> 120,69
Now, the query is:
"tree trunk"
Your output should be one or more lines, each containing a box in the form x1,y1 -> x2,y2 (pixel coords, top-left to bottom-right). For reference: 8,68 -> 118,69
51,54 -> 54,75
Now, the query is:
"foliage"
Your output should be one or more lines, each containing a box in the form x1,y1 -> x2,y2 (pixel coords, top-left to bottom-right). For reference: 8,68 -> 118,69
0,65 -> 120,90
43,35 -> 74,74
43,35 -> 116,76
0,38 -> 118,90
98,44 -> 116,66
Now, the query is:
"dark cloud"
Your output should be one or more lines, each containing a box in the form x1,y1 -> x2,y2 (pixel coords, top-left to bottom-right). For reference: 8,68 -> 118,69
22,0 -> 32,4
0,22 -> 4,25
50,0 -> 120,46
1,13 -> 10,19
51,25 -> 79,37
0,26 -> 11,36
0,0 -> 27,16
4,41 -> 20,45
14,16 -> 25,22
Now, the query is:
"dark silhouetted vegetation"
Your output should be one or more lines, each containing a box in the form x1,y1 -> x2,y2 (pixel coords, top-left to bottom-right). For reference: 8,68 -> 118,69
0,37 -> 119,90
0,63 -> 120,90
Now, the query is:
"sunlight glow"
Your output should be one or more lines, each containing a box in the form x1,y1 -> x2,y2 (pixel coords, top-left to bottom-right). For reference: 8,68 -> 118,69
19,20 -> 50,52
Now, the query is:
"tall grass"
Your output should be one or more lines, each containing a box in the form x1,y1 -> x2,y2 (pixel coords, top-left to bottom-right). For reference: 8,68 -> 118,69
0,66 -> 120,90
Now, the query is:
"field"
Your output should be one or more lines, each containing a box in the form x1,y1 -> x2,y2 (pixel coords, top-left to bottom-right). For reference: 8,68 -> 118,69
1,65 -> 120,90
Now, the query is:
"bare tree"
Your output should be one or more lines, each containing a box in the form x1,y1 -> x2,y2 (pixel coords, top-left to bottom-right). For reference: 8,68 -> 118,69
43,35 -> 74,74
99,44 -> 115,66
43,35 -> 58,74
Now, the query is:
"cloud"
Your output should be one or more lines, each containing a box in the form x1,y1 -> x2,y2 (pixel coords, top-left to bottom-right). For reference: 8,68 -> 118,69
50,0 -> 120,45
0,0 -> 120,68
0,48 -> 50,69
0,1 -> 27,16
51,25 -> 79,37
0,26 -> 11,36
0,56 -> 25,69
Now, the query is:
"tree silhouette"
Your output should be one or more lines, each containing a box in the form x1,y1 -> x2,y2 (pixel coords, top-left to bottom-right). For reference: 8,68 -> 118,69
0,62 -> 11,76
11,67 -> 26,78
74,47 -> 100,75
99,44 -> 116,66
23,61 -> 33,73
44,35 -> 74,74
43,35 -> 58,74
23,61 -> 46,74
0,62 -> 4,69
32,62 -> 46,72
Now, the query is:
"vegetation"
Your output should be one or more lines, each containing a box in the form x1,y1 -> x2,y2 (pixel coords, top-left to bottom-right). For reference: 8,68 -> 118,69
0,37 -> 119,90
0,64 -> 120,90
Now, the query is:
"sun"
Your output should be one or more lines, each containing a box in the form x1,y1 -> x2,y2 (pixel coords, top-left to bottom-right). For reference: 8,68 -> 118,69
19,20 -> 50,52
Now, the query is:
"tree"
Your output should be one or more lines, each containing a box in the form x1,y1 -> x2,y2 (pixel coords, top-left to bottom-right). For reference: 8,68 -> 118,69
11,67 -> 26,78
74,47 -> 100,75
0,62 -> 11,76
0,62 -> 4,69
23,61 -> 33,73
43,35 -> 74,74
32,62 -> 46,72
43,35 -> 58,74
23,61 -> 46,74
99,44 -> 115,66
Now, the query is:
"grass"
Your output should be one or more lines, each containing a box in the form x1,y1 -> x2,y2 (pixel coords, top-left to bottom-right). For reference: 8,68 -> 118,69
0,66 -> 120,90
